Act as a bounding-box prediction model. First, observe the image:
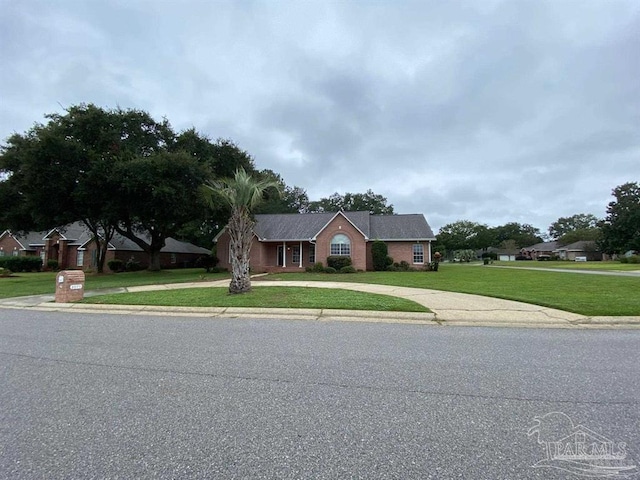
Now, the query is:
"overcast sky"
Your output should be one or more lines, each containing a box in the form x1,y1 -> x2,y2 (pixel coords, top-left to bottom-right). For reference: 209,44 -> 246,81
1,0 -> 638,234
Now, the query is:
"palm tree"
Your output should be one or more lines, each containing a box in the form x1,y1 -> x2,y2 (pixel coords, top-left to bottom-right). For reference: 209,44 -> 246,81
203,168 -> 281,294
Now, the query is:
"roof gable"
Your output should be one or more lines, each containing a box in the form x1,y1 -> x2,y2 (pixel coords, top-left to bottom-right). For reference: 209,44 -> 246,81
3,230 -> 48,249
313,211 -> 369,240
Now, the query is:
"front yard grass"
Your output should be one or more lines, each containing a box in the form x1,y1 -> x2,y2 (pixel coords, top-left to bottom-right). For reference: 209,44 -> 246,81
490,260 -> 640,271
83,286 -> 430,313
2,265 -> 639,316
264,266 -> 640,316
0,269 -> 228,299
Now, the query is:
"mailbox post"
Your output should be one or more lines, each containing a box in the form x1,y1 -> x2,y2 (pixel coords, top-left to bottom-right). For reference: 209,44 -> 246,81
55,270 -> 86,303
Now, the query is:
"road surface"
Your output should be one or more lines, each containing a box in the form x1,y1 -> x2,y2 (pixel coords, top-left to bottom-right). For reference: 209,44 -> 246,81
1,310 -> 638,479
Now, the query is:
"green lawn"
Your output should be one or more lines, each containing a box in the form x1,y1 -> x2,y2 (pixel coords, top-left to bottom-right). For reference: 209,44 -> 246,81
2,265 -> 639,316
0,269 -> 228,299
83,286 -> 430,313
490,260 -> 640,271
264,266 -> 640,316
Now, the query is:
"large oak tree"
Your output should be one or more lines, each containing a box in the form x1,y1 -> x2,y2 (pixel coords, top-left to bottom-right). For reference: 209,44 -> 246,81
599,182 -> 640,254
0,104 -> 254,271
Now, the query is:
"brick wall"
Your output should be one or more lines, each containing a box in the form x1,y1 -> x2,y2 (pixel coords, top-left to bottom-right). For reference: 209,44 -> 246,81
0,234 -> 21,258
315,215 -> 367,271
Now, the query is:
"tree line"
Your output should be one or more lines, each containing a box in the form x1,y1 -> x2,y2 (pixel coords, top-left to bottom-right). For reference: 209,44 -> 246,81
435,184 -> 640,258
0,104 -> 394,272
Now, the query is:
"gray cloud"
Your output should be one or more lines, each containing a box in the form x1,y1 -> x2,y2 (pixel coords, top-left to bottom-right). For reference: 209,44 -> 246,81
1,0 -> 638,233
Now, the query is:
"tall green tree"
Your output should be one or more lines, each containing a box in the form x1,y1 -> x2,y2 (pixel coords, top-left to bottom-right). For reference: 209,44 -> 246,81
253,169 -> 309,214
203,168 -> 281,294
493,222 -> 543,248
308,189 -> 393,214
548,213 -> 600,239
599,182 -> 640,254
0,104 -> 253,271
171,133 -> 256,246
436,220 -> 496,251
113,151 -> 209,271
557,228 -> 601,245
0,104 -> 132,272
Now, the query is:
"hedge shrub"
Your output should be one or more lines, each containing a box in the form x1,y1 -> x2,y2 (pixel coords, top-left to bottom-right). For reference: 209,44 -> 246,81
324,267 -> 337,274
125,258 -> 144,272
387,260 -> 414,272
195,255 -> 219,272
306,262 -> 326,273
0,256 -> 42,272
621,255 -> 639,264
327,256 -> 352,270
339,265 -> 357,274
107,259 -> 124,272
371,240 -> 393,271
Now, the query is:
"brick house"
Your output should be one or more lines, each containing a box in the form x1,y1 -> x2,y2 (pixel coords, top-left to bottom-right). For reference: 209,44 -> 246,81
214,211 -> 436,272
0,221 -> 211,271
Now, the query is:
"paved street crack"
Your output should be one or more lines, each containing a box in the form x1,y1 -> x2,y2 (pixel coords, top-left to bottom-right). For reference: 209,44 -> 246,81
1,350 -> 636,407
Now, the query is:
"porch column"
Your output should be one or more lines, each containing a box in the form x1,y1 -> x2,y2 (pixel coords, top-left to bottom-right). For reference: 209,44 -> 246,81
282,241 -> 286,267
299,241 -> 303,268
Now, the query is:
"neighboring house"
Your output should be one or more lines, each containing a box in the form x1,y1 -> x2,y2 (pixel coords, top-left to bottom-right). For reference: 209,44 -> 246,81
0,229 -> 48,262
0,221 -> 211,271
520,240 -> 602,261
522,241 -> 564,260
496,249 -> 520,262
478,240 -> 603,262
555,240 -> 601,261
214,211 -> 436,272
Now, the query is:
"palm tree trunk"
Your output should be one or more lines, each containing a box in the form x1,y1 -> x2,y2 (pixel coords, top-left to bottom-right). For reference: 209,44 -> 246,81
228,208 -> 254,294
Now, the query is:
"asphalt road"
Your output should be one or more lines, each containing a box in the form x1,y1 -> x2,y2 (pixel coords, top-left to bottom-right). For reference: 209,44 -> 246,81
1,310 -> 638,479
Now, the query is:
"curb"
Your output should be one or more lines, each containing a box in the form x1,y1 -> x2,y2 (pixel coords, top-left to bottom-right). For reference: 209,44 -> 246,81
3,301 -> 639,329
13,302 -> 439,326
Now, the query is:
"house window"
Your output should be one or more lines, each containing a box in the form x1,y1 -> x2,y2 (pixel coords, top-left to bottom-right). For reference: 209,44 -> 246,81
77,250 -> 84,267
0,250 -> 4,257
171,253 -> 177,264
292,246 -> 300,264
413,244 -> 424,264
309,244 -> 316,264
12,249 -> 19,257
330,234 -> 351,256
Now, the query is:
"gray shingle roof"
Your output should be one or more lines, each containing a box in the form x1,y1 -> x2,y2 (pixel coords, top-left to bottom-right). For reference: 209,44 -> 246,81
556,240 -> 598,251
6,222 -> 210,255
252,211 -> 435,241
10,230 -> 48,249
106,231 -> 210,254
370,214 -> 435,240
253,213 -> 336,240
44,221 -> 94,246
525,241 -> 563,251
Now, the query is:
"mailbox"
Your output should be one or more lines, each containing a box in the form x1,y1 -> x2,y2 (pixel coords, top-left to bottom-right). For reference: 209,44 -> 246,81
55,270 -> 86,303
